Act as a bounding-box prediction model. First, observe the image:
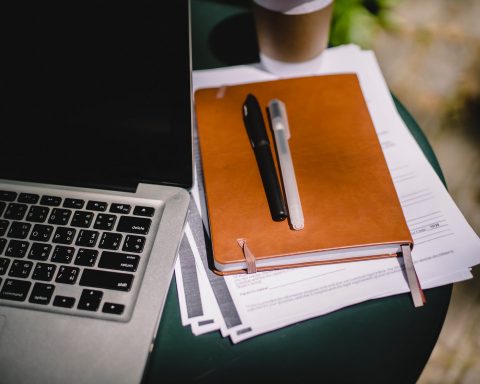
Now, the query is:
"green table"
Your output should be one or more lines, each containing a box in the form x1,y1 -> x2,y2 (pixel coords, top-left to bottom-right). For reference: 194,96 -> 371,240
144,2 -> 451,383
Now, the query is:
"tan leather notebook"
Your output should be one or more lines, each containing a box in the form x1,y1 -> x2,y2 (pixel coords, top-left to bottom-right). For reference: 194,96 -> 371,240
195,74 -> 413,276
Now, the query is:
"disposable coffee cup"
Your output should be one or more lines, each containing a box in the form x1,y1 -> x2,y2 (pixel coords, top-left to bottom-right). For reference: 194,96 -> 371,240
253,0 -> 334,75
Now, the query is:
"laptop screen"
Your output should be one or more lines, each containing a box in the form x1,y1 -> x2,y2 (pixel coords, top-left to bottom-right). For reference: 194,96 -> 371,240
1,3 -> 192,191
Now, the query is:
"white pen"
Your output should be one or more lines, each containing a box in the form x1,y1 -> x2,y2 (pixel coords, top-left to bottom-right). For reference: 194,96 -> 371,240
268,99 -> 304,230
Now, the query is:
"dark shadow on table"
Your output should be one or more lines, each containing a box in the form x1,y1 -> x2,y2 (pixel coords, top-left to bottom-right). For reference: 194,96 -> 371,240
208,12 -> 260,66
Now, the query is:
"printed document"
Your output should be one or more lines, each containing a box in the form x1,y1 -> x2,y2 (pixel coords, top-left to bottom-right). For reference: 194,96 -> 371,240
174,44 -> 480,342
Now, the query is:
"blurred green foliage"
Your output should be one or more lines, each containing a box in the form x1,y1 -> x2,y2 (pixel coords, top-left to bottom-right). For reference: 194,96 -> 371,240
330,0 -> 401,47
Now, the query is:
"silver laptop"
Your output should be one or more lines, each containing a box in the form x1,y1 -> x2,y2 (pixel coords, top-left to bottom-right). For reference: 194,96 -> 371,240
0,3 -> 192,383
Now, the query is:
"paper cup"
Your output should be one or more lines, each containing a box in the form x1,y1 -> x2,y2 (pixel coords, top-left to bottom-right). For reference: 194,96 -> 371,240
253,0 -> 334,75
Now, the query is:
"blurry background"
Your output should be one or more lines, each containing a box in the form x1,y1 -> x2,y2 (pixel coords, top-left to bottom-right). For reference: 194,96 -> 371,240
333,0 -> 480,382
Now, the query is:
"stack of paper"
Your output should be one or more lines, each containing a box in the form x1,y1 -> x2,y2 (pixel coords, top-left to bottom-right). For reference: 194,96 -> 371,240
174,45 -> 480,343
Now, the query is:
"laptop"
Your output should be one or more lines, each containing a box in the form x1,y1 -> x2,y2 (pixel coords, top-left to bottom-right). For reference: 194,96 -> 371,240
0,3 -> 192,383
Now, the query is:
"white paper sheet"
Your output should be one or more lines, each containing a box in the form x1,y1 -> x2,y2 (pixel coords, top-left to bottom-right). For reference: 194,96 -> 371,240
175,226 -> 218,332
174,44 -> 480,343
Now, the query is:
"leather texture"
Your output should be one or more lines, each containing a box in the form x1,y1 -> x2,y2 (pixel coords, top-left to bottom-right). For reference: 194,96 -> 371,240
195,74 -> 413,273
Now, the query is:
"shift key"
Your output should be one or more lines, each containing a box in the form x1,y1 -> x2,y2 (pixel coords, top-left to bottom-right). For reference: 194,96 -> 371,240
79,269 -> 134,291
116,216 -> 151,235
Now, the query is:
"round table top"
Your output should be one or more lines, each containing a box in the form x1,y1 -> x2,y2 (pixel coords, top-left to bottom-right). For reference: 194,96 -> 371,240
144,2 -> 452,383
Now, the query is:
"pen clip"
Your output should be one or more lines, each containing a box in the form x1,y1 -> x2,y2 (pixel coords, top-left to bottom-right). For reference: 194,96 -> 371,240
268,99 -> 290,140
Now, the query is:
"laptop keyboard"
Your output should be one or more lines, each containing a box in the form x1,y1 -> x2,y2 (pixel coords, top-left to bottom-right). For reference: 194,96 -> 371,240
0,188 -> 163,322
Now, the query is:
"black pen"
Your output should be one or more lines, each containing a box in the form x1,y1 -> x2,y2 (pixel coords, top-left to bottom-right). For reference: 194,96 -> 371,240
242,93 -> 287,221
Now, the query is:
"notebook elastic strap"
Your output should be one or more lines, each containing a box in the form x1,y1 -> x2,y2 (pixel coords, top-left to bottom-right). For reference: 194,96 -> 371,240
401,245 -> 425,307
237,239 -> 257,273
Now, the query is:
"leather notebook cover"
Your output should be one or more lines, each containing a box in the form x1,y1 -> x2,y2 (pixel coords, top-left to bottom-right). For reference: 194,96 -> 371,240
195,74 -> 413,275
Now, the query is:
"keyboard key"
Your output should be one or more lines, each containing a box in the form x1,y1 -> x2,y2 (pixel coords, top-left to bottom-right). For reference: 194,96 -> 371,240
4,203 -> 28,220
78,289 -> 103,311
122,235 -> 146,253
93,214 -> 116,231
7,221 -> 31,239
29,224 -> 54,242
0,257 -> 10,275
40,195 -> 62,206
5,240 -> 29,258
51,246 -> 75,264
86,201 -> 107,212
75,249 -> 98,267
63,198 -> 85,209
52,227 -> 76,244
28,243 -> 52,261
102,302 -> 125,315
116,216 -> 151,235
0,220 -> 9,236
98,232 -> 122,250
71,211 -> 94,228
53,295 -> 76,308
80,268 -> 134,291
0,191 -> 17,202
26,205 -> 50,223
98,251 -> 139,272
75,230 -> 99,247
0,238 -> 7,254
29,283 -> 55,305
8,260 -> 33,278
32,263 -> 57,281
18,193 -> 40,204
55,266 -> 80,284
0,278 -> 31,301
0,201 -> 6,216
110,203 -> 131,214
48,208 -> 72,225
133,206 -> 155,217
